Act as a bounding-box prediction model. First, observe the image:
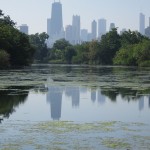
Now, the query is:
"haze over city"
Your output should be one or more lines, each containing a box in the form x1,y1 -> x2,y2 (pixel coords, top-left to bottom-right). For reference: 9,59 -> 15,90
1,0 -> 150,34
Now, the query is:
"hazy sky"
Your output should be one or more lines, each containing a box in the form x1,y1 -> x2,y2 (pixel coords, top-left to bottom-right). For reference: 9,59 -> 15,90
1,0 -> 150,34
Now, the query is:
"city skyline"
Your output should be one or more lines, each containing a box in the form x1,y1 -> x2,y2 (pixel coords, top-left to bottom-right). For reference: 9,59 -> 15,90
1,0 -> 150,34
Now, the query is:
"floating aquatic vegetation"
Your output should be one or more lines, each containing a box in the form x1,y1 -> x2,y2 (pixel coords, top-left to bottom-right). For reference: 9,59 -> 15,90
1,120 -> 150,150
0,65 -> 150,92
102,138 -> 131,149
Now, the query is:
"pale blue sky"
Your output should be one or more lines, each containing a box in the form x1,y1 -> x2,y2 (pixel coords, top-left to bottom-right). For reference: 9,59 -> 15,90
1,0 -> 150,34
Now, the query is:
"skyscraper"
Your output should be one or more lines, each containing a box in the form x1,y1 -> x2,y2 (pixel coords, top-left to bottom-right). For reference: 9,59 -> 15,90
47,1 -> 64,47
91,20 -> 97,40
81,29 -> 88,42
109,23 -> 115,31
65,25 -> 73,44
50,1 -> 63,35
72,15 -> 80,44
98,19 -> 106,39
19,24 -> 28,34
139,13 -> 145,35
145,17 -> 150,38
120,28 -> 126,35
47,18 -> 51,37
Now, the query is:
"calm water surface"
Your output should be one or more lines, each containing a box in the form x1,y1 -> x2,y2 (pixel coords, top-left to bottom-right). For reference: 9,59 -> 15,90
0,64 -> 150,123
0,65 -> 150,149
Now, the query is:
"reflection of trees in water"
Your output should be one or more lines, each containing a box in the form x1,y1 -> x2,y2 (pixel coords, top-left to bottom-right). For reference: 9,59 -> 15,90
0,86 -> 30,123
101,90 -> 118,102
100,87 -> 150,102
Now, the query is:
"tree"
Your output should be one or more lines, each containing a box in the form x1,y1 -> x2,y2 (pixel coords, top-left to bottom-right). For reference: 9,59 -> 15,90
113,45 -> 136,66
29,32 -> 49,62
0,10 -> 4,16
0,10 -> 35,66
53,39 -> 71,51
49,39 -> 72,62
113,40 -> 150,67
64,46 -> 76,64
133,40 -> 150,67
0,10 -> 15,27
88,40 -> 100,64
99,28 -> 121,64
0,49 -> 10,68
120,30 -> 147,46
72,42 -> 89,64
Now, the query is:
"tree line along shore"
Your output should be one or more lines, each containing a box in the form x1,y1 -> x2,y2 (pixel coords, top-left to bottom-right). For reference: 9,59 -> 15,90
0,10 -> 150,69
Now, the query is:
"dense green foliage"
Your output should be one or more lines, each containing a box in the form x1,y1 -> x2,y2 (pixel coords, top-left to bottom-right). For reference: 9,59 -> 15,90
0,10 -> 35,68
114,31 -> 150,66
48,39 -> 75,64
29,32 -> 49,63
48,29 -> 150,67
0,49 -> 10,68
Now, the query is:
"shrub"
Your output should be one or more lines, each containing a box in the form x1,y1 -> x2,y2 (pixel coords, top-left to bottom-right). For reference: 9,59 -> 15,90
0,49 -> 10,68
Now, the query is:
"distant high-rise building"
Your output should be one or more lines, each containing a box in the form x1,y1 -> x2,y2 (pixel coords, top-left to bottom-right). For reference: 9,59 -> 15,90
120,28 -> 126,35
139,13 -> 145,35
80,29 -> 88,42
65,25 -> 73,44
91,20 -> 97,40
47,1 -> 63,47
50,1 -> 63,35
98,19 -> 106,39
19,24 -> 28,34
109,23 -> 115,31
87,33 -> 93,41
145,17 -> 150,38
47,18 -> 51,37
72,15 -> 80,44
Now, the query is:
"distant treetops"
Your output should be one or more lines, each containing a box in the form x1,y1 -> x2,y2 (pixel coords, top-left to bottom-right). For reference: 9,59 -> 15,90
0,10 -> 35,68
48,28 -> 150,67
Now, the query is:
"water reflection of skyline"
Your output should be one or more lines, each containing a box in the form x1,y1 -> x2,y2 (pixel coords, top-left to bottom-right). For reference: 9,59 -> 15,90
46,86 -> 63,120
65,87 -> 80,107
149,96 -> 150,108
46,85 -> 149,120
139,97 -> 144,111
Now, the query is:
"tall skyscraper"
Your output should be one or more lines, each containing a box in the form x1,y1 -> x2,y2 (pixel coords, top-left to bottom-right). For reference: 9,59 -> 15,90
139,13 -> 145,35
19,24 -> 28,34
47,1 -> 64,47
91,20 -> 97,40
47,18 -> 51,37
98,19 -> 106,39
145,17 -> 150,38
72,15 -> 80,44
50,1 -> 63,35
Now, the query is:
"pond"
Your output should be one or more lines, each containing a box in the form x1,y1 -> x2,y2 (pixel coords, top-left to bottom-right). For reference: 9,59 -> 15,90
0,64 -> 150,150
